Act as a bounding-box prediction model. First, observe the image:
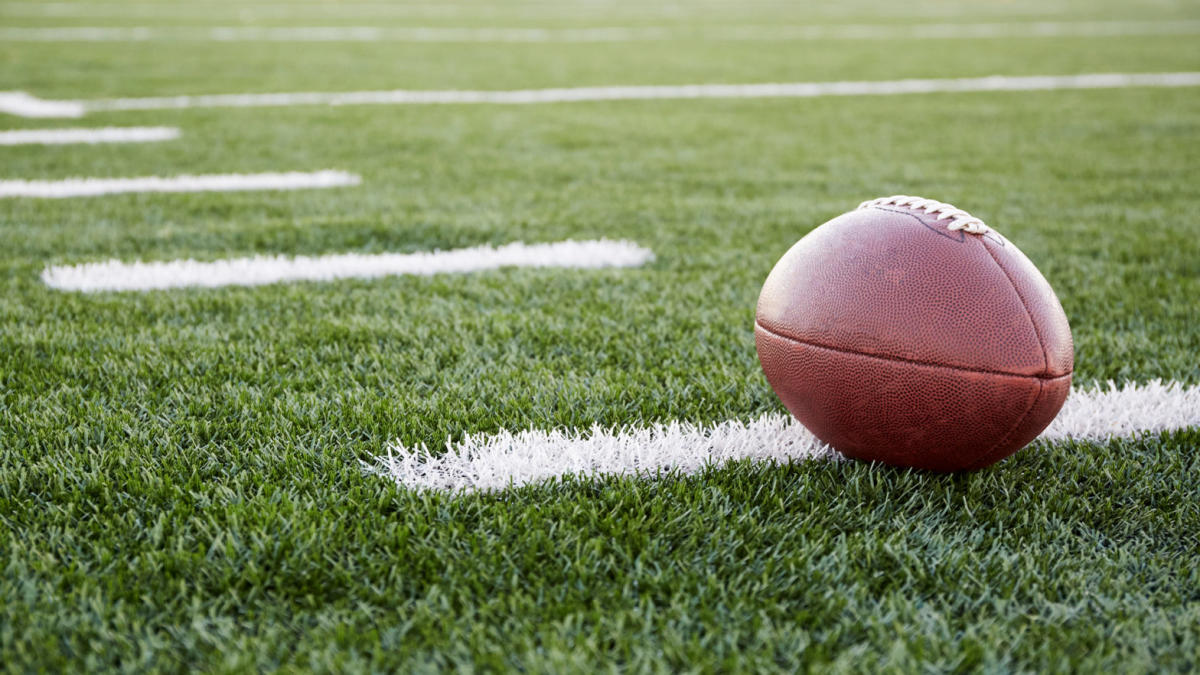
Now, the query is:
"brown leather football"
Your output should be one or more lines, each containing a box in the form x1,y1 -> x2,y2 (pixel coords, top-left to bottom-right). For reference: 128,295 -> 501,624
755,196 -> 1073,471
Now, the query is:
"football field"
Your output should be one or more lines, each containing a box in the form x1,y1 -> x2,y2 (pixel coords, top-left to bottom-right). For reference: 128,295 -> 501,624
2,0 -> 1199,670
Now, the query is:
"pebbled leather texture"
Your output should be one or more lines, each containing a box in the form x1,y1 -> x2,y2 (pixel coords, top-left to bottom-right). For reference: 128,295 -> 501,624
755,203 -> 1074,471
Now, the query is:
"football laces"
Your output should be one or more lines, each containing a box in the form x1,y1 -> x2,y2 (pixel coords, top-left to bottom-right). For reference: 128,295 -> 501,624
858,195 -> 991,234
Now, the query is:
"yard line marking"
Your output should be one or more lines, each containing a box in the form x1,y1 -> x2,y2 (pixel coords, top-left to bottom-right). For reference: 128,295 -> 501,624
0,170 -> 359,198
0,126 -> 179,145
0,91 -> 86,119
3,21 -> 1199,42
370,380 -> 1200,493
40,239 -> 655,292
4,72 -> 1197,118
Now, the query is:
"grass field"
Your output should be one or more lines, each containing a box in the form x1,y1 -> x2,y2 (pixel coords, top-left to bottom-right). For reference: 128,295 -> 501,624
2,0 -> 1199,671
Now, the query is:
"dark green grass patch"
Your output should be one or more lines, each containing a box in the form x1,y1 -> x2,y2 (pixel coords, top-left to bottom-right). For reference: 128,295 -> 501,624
2,1 -> 1199,670
3,431 -> 1198,671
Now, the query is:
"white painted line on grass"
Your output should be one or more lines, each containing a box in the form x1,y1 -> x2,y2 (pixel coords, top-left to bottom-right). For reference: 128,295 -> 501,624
0,126 -> 179,145
4,73 -> 1197,118
0,170 -> 360,198
3,21 -> 1199,42
370,380 -> 1200,493
40,239 -> 655,292
0,91 -> 86,118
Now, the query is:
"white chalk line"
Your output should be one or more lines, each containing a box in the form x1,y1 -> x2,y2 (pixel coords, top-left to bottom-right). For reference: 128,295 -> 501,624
0,170 -> 359,199
3,21 -> 1199,42
369,380 -> 1200,493
0,126 -> 179,145
0,92 -> 88,119
3,72 -> 1198,119
40,239 -> 655,292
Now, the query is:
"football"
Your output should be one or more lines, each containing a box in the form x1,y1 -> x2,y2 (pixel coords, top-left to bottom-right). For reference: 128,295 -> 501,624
755,196 -> 1074,471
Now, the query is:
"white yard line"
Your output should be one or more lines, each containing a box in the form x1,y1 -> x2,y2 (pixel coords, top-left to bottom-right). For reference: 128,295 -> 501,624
40,239 -> 655,292
2,21 -> 1199,42
4,72 -> 1197,118
370,380 -> 1200,493
0,91 -> 87,118
0,170 -> 360,198
0,126 -> 179,145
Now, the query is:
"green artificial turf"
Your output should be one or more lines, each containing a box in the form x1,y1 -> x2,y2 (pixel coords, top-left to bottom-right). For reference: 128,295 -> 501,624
1,0 -> 1199,671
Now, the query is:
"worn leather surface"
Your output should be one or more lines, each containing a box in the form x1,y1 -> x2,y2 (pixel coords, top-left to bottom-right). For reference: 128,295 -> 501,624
755,203 -> 1074,471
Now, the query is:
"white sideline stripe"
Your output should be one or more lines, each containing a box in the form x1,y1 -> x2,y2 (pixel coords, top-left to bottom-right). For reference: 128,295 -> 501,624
3,21 -> 1199,42
0,126 -> 179,145
40,240 -> 655,292
3,73 -> 1196,119
369,380 -> 1200,493
0,170 -> 360,198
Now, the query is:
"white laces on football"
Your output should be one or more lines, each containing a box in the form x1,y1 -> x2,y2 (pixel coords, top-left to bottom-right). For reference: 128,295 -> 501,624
858,195 -> 990,234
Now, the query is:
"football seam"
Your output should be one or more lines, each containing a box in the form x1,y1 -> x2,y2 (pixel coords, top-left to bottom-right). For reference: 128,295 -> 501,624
970,377 -> 1045,471
979,239 -> 1052,375
754,321 -> 1072,381
872,206 -> 965,242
